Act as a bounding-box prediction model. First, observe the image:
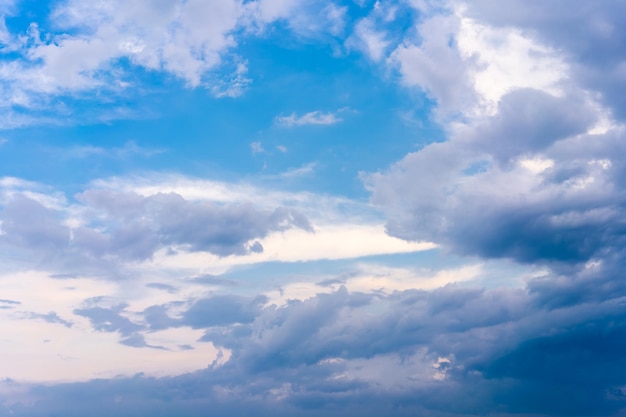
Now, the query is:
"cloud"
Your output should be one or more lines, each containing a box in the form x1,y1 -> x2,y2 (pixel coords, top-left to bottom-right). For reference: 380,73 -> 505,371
3,270 -> 625,416
462,1 -> 626,121
39,0 -> 241,88
210,60 -> 252,98
74,303 -> 142,336
64,141 -> 165,159
182,295 -> 267,328
276,110 -> 343,127
365,88 -> 620,266
250,141 -> 264,154
366,2 -> 624,269
19,311 -> 73,328
0,187 -> 313,278
348,17 -> 390,62
0,0 -> 347,124
351,3 -> 626,413
250,0 -> 348,38
0,0 -> 259,123
274,162 -> 317,178
387,4 -> 569,118
0,174 -> 433,283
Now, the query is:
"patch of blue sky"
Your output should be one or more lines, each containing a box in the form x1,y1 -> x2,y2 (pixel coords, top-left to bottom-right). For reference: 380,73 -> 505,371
0,24 -> 444,200
3,0 -> 53,34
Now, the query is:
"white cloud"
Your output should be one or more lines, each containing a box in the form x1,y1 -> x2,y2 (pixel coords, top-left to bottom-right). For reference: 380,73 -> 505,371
210,60 -> 252,98
250,141 -> 264,154
347,17 -> 389,61
275,162 -> 317,178
0,270 -> 225,382
0,173 -> 434,280
276,109 -> 344,126
141,223 -> 435,277
264,262 -> 476,305
456,16 -> 568,115
389,4 -> 568,118
390,14 -> 473,116
251,0 -> 347,37
65,141 -> 164,159
0,0 -> 245,103
89,173 -> 380,225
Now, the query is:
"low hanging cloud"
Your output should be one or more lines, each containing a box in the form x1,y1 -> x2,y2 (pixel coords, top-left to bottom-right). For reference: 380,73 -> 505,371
0,188 -> 313,274
4,273 -> 626,416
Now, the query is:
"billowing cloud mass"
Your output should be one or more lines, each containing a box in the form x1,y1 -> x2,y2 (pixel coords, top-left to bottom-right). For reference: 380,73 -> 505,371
0,188 -> 312,273
0,1 -> 625,416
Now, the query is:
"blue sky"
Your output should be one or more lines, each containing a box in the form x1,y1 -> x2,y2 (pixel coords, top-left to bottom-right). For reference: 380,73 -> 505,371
1,1 -> 626,416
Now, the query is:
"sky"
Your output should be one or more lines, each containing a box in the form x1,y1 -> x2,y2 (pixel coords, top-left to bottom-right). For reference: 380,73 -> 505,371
0,0 -> 625,416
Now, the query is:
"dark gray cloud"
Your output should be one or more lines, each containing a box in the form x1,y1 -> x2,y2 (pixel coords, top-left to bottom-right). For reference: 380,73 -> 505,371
74,303 -> 142,336
145,283 -> 177,293
0,190 -> 312,275
75,190 -> 312,259
368,87 -> 625,265
72,301 -> 175,349
143,304 -> 180,331
4,276 -> 626,416
182,294 -> 267,329
359,6 -> 626,413
470,89 -> 595,166
362,13 -> 626,409
368,0 -> 626,267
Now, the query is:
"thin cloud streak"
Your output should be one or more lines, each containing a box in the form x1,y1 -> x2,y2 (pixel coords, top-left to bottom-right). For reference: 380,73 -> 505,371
275,110 -> 344,127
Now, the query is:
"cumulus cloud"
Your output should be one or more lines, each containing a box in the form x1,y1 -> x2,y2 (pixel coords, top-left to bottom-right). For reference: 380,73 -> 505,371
463,1 -> 626,120
0,187 -> 312,276
35,0 -> 241,88
350,2 -> 626,413
0,0 -> 357,128
4,271 -> 626,416
365,0 -> 626,272
386,4 -> 570,119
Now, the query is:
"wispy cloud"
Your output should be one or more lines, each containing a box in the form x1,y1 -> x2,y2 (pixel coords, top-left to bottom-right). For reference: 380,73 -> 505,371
276,162 -> 317,178
65,141 -> 164,159
275,109 -> 345,127
250,141 -> 264,154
